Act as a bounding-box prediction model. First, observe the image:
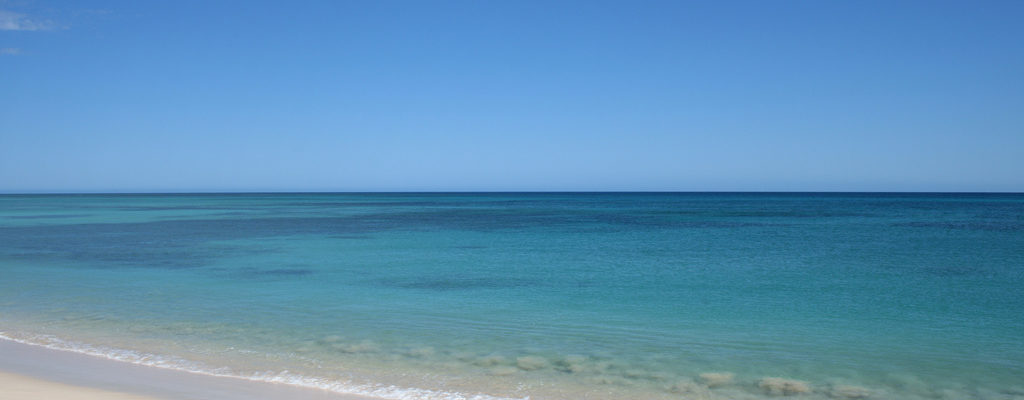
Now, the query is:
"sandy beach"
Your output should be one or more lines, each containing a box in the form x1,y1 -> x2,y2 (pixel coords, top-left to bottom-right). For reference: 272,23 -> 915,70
0,371 -> 166,400
0,339 -> 370,400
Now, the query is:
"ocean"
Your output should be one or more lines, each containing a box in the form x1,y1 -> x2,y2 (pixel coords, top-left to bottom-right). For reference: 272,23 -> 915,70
1,193 -> 1022,400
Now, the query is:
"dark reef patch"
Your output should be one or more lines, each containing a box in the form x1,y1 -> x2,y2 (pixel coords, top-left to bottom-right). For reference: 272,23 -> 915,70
894,221 -> 1024,232
378,276 -> 540,291
5,214 -> 90,219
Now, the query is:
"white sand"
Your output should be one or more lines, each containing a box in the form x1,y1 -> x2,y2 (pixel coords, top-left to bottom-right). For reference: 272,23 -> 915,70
0,371 -> 165,400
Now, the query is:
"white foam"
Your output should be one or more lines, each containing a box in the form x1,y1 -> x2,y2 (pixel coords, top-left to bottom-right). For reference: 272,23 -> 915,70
0,332 -> 525,400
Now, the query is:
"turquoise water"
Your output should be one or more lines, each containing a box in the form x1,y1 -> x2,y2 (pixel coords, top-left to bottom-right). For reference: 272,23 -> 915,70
1,193 -> 1022,400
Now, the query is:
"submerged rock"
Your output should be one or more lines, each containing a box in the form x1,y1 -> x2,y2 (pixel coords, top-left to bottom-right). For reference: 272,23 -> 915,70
488,366 -> 519,376
699,372 -> 735,388
759,377 -> 812,396
516,355 -> 548,371
669,379 -> 704,394
828,384 -> 872,399
554,355 -> 588,374
406,346 -> 435,357
333,339 -> 378,353
587,375 -> 628,386
474,354 -> 507,366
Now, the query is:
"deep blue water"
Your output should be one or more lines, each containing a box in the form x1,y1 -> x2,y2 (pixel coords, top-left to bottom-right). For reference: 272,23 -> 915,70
1,193 -> 1022,400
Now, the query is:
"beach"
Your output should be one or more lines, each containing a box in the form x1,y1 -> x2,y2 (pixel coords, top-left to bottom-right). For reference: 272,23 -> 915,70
0,371 -> 161,400
0,339 -> 366,400
0,370 -> 164,400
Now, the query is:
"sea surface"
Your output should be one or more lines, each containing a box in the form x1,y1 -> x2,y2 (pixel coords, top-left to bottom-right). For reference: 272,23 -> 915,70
1,193 -> 1022,400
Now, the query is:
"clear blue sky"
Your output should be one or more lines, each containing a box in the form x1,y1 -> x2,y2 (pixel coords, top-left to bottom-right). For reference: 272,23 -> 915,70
2,0 -> 1022,192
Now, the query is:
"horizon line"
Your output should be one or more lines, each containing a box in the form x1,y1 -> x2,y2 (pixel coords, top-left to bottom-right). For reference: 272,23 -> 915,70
1,190 -> 1022,195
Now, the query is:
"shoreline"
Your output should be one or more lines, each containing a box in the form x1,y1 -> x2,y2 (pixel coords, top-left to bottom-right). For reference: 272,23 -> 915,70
0,339 -> 372,400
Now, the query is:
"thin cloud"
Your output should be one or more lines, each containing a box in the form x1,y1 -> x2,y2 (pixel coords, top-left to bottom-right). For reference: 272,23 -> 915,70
0,47 -> 20,55
0,9 -> 55,31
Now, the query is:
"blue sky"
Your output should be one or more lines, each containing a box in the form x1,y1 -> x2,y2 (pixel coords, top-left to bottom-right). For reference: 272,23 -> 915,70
1,0 -> 1022,192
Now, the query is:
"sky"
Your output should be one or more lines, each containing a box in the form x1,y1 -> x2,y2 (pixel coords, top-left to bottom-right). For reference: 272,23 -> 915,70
1,0 -> 1022,192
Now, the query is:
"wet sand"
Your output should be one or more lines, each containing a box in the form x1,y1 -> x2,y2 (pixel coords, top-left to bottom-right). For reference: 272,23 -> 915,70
0,339 -> 371,400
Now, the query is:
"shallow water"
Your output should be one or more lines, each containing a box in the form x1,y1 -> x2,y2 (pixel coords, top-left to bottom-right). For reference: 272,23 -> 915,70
1,193 -> 1023,399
